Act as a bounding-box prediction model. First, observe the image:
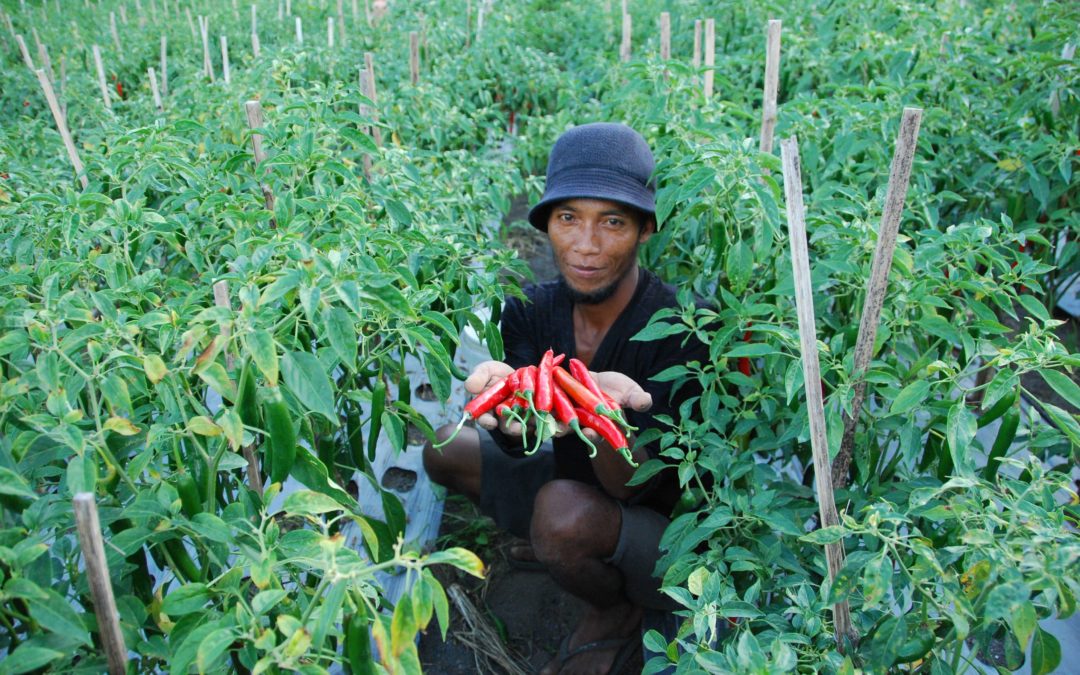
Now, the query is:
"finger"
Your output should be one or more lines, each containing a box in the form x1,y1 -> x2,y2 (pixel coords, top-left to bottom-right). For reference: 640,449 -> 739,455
464,361 -> 510,394
626,390 -> 653,412
475,412 -> 499,431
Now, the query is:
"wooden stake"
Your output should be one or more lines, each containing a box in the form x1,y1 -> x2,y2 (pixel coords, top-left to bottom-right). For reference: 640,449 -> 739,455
15,34 -> 35,70
185,7 -> 195,39
93,45 -> 111,109
704,18 -> 715,100
832,108 -> 922,490
32,28 -> 54,81
59,54 -> 67,118
295,16 -> 302,44
409,31 -> 419,85
465,0 -> 471,47
286,0 -> 292,17
211,284 -> 264,495
36,68 -> 88,189
160,35 -> 168,97
759,20 -> 782,155
251,5 -> 260,57
136,0 -> 145,27
199,16 -> 214,81
327,16 -> 334,47
119,4 -> 128,25
220,35 -> 230,84
352,0 -> 359,23
232,0 -> 239,21
73,494 -> 128,675
779,135 -> 855,650
659,12 -> 670,61
110,11 -> 121,50
364,52 -> 383,147
693,19 -> 701,68
148,66 -> 163,110
336,0 -> 345,45
359,67 -> 374,180
244,100 -> 277,227
620,12 -> 631,62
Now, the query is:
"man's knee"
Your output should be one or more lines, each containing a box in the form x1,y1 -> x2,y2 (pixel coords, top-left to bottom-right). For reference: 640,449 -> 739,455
530,480 -> 620,562
422,425 -> 481,497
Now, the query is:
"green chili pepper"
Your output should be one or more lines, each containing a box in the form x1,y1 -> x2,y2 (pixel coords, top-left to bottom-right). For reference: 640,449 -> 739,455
175,473 -> 203,519
367,380 -> 386,462
344,610 -> 376,675
346,402 -> 365,469
163,538 -> 201,584
983,407 -> 1020,481
236,358 -> 260,429
977,389 -> 1017,428
264,386 -> 296,485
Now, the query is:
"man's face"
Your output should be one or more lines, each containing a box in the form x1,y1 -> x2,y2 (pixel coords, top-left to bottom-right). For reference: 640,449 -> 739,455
547,198 -> 654,305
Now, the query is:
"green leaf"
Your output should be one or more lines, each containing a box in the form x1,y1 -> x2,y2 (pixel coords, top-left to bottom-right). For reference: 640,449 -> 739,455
723,343 -> 777,358
282,351 -> 338,426
196,628 -> 236,673
289,448 -> 356,510
162,583 -> 211,615
325,307 -> 357,371
891,380 -> 931,415
283,490 -> 345,516
1040,370 -> 1080,410
631,320 -> 687,342
100,374 -> 133,414
1010,600 -> 1037,651
31,588 -> 91,646
799,525 -> 849,545
143,354 -> 168,384
947,402 -> 977,474
218,409 -> 244,451
0,643 -> 66,674
197,362 -> 236,401
191,513 -> 233,544
1018,294 -> 1051,322
861,554 -> 892,608
188,415 -> 222,437
725,240 -> 753,295
1042,403 -> 1080,446
383,199 -> 413,226
0,466 -> 38,500
252,590 -> 288,615
1030,626 -> 1061,675
982,370 -> 1019,412
245,329 -> 279,387
66,455 -> 97,496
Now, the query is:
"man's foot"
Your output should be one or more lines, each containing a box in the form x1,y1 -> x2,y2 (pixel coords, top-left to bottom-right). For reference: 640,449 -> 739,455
507,540 -> 545,571
539,603 -> 643,675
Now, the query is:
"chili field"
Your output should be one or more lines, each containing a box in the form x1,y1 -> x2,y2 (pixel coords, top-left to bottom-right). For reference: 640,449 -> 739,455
0,0 -> 1078,673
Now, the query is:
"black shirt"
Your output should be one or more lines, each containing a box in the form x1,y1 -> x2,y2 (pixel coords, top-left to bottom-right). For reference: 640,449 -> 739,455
494,268 -> 708,515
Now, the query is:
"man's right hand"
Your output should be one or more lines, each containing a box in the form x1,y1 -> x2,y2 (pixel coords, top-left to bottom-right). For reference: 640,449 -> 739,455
465,360 -> 517,434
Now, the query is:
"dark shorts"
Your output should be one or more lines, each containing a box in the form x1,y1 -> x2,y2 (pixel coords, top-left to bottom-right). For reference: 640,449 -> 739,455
477,433 -> 678,611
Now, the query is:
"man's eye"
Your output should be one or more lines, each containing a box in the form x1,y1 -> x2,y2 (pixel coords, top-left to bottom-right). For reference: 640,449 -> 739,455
606,218 -> 624,227
559,213 -> 574,221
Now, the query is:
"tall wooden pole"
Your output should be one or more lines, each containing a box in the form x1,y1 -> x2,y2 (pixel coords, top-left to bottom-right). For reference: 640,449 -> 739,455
160,34 -> 168,97
364,52 -> 383,148
15,34 -> 35,70
36,69 -> 87,188
251,4 -> 260,57
245,100 -> 277,228
703,19 -> 715,100
832,108 -> 923,489
659,12 -> 670,61
693,20 -> 701,68
148,66 -> 163,110
620,12 -> 631,62
93,44 -> 111,109
73,494 -> 128,675
759,20 -> 782,155
409,31 -> 419,84
780,136 -> 855,650
220,35 -> 230,84
199,16 -> 214,82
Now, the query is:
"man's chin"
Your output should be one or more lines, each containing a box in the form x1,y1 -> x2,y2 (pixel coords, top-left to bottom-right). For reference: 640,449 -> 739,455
559,276 -> 619,305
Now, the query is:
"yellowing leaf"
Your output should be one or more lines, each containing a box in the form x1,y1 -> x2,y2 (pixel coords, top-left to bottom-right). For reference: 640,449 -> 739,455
143,354 -> 168,384
104,416 -> 141,436
187,416 -> 222,436
997,158 -> 1023,171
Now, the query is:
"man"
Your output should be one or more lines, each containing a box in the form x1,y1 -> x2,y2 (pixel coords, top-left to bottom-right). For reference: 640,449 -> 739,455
423,123 -> 705,675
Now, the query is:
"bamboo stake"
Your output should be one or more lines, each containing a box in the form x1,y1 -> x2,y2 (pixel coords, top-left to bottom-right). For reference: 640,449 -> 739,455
286,0 -> 292,17
119,4 -> 128,25
351,0 -> 359,23
232,0 -> 239,21
780,135 -> 855,649
409,31 -> 419,84
251,5 -> 260,57
148,66 -> 162,110
832,108 -> 922,490
327,16 -> 334,47
136,0 -> 145,27
620,12 -> 631,62
659,12 -> 670,61
93,44 -> 111,109
244,100 -> 277,227
59,54 -> 67,118
185,7 -> 195,39
278,0 -> 284,22
359,67 -> 374,180
364,52 -> 383,147
110,11 -> 121,50
295,16 -> 302,44
32,28 -> 54,81
693,19 -> 701,68
199,16 -> 213,81
2,11 -> 13,39
160,35 -> 168,97
704,18 -> 715,100
73,494 -> 128,675
759,20 -> 782,155
220,35 -> 230,84
465,0 -> 471,47
364,0 -> 371,27
15,34 -> 35,70
212,283 -> 264,495
336,0 -> 345,44
36,68 -> 88,189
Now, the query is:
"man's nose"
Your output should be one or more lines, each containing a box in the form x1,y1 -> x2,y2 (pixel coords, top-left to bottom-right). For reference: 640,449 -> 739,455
571,221 -> 601,253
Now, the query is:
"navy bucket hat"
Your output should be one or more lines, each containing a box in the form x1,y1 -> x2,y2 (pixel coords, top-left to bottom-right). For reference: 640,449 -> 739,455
527,123 -> 656,232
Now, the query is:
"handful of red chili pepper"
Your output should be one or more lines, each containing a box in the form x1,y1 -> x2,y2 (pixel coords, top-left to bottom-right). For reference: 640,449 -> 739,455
435,350 -> 638,466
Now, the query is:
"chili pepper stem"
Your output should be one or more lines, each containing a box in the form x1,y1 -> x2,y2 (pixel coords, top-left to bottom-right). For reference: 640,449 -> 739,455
570,421 -> 599,458
432,413 -> 468,449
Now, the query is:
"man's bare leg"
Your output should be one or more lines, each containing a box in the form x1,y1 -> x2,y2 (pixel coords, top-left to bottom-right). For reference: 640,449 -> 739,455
533,480 -> 642,675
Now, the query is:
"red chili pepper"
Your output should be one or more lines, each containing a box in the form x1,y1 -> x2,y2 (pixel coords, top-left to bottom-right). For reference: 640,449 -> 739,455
575,406 -> 636,467
535,350 -> 555,413
738,324 -> 752,377
554,366 -> 607,414
434,376 -> 512,448
551,383 -> 598,457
